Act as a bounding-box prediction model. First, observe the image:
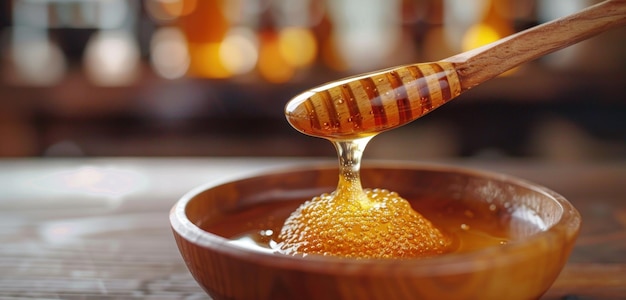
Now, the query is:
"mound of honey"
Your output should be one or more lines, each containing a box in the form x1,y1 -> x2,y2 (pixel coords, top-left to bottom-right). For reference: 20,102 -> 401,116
277,176 -> 452,258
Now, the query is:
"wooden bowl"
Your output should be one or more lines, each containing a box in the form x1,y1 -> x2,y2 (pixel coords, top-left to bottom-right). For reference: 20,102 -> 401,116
170,162 -> 581,300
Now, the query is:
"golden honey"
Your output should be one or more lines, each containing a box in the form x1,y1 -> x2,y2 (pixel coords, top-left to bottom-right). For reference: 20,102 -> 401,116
267,137 -> 454,259
277,178 -> 451,258
202,195 -> 509,256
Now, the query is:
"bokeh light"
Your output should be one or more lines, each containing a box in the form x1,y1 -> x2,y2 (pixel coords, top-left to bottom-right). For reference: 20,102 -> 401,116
83,30 -> 140,86
443,0 -> 490,52
462,23 -> 500,51
146,0 -> 198,22
219,27 -> 259,76
11,27 -> 67,86
150,27 -> 190,79
179,0 -> 231,78
187,43 -> 231,79
326,0 -> 401,72
278,27 -> 317,68
257,32 -> 294,83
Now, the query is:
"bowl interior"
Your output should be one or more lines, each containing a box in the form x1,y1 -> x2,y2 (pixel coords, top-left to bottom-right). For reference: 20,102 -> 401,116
171,163 -> 581,300
183,164 -> 572,242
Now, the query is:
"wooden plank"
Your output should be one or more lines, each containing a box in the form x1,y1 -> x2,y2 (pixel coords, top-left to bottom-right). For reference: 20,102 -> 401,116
0,158 -> 624,299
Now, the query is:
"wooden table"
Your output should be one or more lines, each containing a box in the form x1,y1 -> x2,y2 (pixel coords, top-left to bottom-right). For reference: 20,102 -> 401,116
1,158 -> 624,299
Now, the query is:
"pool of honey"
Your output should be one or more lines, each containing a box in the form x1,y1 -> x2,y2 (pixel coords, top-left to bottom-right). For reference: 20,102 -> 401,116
201,196 -> 511,256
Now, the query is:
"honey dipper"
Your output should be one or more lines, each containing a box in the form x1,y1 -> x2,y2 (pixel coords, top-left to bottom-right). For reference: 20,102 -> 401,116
285,0 -> 626,139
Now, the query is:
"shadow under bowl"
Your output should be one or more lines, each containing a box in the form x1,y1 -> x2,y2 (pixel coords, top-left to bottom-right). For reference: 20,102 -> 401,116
170,162 -> 580,300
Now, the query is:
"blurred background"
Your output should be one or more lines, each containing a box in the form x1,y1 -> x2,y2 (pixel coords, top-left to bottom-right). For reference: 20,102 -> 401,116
0,0 -> 624,160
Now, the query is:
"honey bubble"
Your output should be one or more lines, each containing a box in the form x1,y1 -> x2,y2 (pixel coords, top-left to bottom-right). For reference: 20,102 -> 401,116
277,186 -> 452,259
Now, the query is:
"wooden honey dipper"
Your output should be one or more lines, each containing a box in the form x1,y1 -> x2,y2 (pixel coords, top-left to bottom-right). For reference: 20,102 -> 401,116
285,0 -> 626,139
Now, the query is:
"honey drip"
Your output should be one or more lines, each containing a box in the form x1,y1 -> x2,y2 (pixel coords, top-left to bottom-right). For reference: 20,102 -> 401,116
277,137 -> 451,258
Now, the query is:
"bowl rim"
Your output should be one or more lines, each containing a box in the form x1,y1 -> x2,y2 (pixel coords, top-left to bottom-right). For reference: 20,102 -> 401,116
170,161 -> 581,276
